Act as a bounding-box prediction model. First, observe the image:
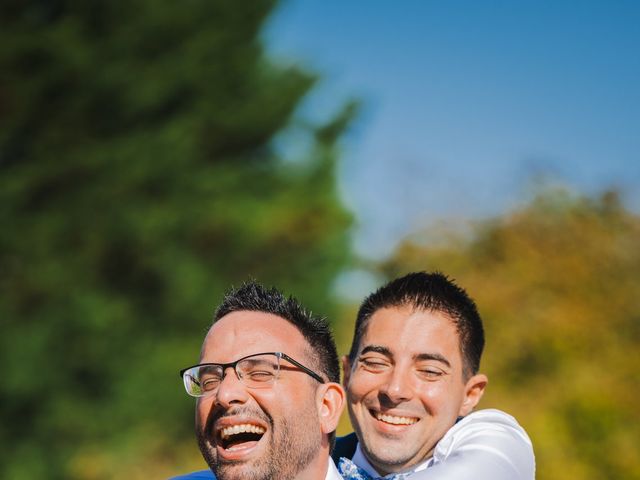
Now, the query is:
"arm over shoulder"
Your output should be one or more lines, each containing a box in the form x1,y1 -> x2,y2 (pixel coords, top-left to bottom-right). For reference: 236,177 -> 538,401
412,409 -> 535,480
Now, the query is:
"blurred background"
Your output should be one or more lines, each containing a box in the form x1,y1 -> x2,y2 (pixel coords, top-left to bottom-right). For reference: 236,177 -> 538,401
1,1 -> 638,479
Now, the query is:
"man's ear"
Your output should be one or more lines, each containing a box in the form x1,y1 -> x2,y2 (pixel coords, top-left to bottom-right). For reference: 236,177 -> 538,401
458,373 -> 488,417
317,382 -> 346,435
341,355 -> 352,387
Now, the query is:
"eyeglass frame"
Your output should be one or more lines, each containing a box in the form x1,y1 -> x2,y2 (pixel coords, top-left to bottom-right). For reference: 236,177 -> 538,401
179,351 -> 326,397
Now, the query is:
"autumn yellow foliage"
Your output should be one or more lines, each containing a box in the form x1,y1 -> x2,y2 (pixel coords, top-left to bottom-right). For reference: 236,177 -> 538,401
368,189 -> 640,479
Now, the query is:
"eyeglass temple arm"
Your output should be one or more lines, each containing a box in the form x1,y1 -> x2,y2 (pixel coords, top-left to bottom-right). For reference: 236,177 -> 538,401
280,353 -> 325,384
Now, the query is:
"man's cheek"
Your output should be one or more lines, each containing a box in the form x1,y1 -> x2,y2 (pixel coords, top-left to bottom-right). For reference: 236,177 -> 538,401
349,373 -> 378,398
196,399 -> 213,428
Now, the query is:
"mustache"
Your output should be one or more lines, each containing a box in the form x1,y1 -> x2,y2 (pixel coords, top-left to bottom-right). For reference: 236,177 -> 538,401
205,404 -> 274,438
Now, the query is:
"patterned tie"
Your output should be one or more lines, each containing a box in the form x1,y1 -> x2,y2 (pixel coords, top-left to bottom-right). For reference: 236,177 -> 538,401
338,457 -> 409,480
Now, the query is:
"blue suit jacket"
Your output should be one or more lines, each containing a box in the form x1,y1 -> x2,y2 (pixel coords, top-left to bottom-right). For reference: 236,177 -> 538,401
169,471 -> 214,479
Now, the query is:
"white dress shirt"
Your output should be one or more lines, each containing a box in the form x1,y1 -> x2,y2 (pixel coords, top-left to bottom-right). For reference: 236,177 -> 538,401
326,457 -> 346,480
351,409 -> 535,480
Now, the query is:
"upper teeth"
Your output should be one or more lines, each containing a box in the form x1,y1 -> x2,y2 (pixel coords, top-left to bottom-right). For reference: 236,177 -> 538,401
375,413 -> 418,425
221,423 -> 266,439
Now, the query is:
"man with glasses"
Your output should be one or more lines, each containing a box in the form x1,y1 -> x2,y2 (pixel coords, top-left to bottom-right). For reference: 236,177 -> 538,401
172,281 -> 345,480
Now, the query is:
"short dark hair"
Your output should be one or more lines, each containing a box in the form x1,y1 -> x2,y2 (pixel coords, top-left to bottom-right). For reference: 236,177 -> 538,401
348,272 -> 485,379
214,281 -> 340,384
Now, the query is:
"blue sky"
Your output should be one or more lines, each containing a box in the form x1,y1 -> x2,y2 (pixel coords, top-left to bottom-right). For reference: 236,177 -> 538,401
264,0 -> 640,258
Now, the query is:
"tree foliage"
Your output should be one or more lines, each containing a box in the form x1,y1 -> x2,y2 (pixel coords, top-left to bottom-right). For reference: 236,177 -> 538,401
379,189 -> 640,480
0,1 -> 354,478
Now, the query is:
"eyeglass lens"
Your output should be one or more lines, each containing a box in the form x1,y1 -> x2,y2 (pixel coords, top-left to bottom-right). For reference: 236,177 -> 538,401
183,353 -> 280,397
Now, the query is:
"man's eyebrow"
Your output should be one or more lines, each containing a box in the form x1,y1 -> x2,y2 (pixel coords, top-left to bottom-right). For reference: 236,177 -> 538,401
359,347 -> 452,368
414,353 -> 451,368
360,345 -> 392,357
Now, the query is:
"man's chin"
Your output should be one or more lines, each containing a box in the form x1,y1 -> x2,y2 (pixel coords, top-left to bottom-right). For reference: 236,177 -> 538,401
215,462 -> 259,480
362,439 -> 421,473
198,439 -> 270,480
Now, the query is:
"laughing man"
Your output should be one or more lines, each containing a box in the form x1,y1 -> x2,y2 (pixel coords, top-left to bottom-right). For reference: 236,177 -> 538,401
172,282 -> 345,480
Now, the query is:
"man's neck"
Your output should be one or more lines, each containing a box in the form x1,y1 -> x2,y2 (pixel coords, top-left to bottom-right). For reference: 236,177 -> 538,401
353,443 -> 432,477
292,453 -> 332,480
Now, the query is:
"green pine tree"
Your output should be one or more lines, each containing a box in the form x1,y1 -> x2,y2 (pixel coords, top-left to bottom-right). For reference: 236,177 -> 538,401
0,1 -> 355,478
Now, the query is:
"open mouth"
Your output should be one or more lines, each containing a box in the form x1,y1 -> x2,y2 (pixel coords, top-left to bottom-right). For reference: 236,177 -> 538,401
370,409 -> 419,426
218,423 -> 266,450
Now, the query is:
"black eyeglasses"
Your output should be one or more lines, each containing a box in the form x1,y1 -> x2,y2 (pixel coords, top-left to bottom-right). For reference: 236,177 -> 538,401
179,352 -> 325,397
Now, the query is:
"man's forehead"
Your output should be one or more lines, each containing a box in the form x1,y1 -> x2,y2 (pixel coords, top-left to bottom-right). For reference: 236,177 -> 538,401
365,305 -> 457,331
357,306 -> 461,356
201,310 -> 308,360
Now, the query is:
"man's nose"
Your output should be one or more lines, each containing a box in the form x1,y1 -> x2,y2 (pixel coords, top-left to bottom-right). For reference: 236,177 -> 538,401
379,366 -> 413,404
215,367 -> 249,407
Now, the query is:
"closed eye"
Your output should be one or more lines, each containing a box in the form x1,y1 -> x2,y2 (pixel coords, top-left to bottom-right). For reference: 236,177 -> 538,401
416,368 -> 445,379
245,371 -> 276,381
359,358 -> 391,373
202,378 -> 221,390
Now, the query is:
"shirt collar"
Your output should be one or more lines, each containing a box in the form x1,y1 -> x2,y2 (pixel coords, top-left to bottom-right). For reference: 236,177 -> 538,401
351,442 -> 433,478
326,457 -> 345,480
